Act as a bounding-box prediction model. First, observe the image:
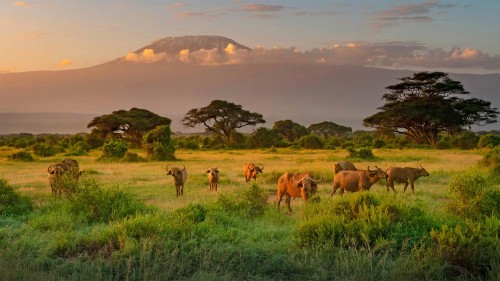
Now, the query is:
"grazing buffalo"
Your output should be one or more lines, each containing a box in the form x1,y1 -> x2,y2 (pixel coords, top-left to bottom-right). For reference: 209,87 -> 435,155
386,165 -> 430,193
243,163 -> 264,183
277,172 -> 321,214
166,164 -> 188,196
206,167 -> 220,191
334,160 -> 358,174
331,166 -> 387,196
47,159 -> 82,197
62,158 -> 79,171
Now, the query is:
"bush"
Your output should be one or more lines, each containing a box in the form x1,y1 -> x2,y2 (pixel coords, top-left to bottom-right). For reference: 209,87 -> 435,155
431,216 -> 500,277
241,183 -> 269,216
0,179 -> 33,216
479,146 -> 500,174
65,141 -> 92,156
347,147 -> 375,160
447,170 -> 500,219
298,135 -> 324,149
33,143 -> 61,157
453,131 -> 479,150
477,134 -> 500,149
436,140 -> 452,150
372,138 -> 386,148
121,152 -> 147,162
7,151 -> 34,161
100,139 -> 128,159
143,125 -> 175,161
298,193 -> 433,251
69,179 -> 150,223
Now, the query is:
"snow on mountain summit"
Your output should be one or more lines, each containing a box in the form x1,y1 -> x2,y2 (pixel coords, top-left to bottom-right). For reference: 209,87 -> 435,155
134,35 -> 251,55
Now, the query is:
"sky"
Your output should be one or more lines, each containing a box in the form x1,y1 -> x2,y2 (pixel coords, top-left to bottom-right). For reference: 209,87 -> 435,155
1,0 -> 499,73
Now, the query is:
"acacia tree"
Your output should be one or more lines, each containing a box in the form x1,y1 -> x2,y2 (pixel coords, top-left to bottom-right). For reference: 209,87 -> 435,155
182,100 -> 265,144
87,108 -> 171,147
363,72 -> 498,147
273,120 -> 308,142
308,121 -> 352,139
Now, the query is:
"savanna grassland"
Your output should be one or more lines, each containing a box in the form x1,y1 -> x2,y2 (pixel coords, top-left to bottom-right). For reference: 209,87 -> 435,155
0,147 -> 499,281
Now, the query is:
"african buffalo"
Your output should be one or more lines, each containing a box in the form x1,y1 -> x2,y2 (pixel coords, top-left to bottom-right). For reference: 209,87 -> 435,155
386,165 -> 430,193
334,160 -> 358,174
277,172 -> 321,214
47,160 -> 82,197
207,167 -> 220,191
166,164 -> 188,196
243,163 -> 264,182
331,166 -> 387,196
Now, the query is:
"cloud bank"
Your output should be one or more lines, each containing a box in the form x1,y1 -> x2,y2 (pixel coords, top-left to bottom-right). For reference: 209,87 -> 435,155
123,42 -> 500,72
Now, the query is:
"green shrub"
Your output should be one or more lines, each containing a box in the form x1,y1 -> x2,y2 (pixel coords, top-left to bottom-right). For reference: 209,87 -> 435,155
430,216 -> 500,277
121,152 -> 146,162
447,170 -> 500,219
100,139 -> 128,159
65,141 -> 92,156
436,140 -> 452,149
7,151 -> 34,161
453,131 -> 479,150
298,135 -> 324,149
241,183 -> 269,216
298,193 -> 434,251
347,147 -> 375,160
143,125 -> 176,161
69,179 -> 150,223
33,143 -> 62,157
479,146 -> 500,174
372,139 -> 386,148
0,179 -> 33,216
477,134 -> 500,149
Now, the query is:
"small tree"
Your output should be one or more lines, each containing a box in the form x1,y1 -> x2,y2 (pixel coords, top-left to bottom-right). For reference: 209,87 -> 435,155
88,108 -> 171,147
273,120 -> 307,142
183,100 -> 265,145
308,121 -> 352,139
143,125 -> 175,161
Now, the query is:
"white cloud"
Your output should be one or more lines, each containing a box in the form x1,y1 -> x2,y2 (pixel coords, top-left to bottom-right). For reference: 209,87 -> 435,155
121,42 -> 500,71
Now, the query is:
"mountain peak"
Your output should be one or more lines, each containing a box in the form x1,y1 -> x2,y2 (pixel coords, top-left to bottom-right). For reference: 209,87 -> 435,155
134,35 -> 251,55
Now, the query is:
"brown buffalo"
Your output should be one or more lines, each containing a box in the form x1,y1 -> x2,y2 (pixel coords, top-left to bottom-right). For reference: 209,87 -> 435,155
334,160 -> 358,174
331,166 -> 387,196
277,172 -> 321,214
47,161 -> 81,197
166,164 -> 188,196
206,167 -> 220,191
243,163 -> 264,182
386,165 -> 430,193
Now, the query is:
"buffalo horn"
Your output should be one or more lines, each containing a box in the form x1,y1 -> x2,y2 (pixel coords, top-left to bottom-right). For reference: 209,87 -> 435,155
165,164 -> 171,172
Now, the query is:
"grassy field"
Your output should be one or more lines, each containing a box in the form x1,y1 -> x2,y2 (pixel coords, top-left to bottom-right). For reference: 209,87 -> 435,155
0,147 -> 485,211
0,146 -> 498,280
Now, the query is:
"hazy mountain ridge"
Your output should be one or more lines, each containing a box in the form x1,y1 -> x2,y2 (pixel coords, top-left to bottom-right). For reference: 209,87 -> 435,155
0,36 -> 499,134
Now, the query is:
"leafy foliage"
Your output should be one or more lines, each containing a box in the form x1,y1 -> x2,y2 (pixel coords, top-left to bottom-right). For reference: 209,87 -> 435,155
87,108 -> 171,147
7,151 -> 34,161
33,143 -> 62,157
347,147 -> 375,160
479,146 -> 500,174
298,134 -> 324,149
431,216 -> 500,277
0,179 -> 33,216
142,125 -> 175,161
100,139 -> 128,159
447,170 -> 500,219
273,119 -> 307,142
477,134 -> 500,148
307,121 -> 352,139
183,100 -> 265,144
364,72 -> 499,147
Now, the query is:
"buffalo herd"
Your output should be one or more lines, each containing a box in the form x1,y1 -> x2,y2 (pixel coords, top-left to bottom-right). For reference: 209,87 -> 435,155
47,159 -> 430,214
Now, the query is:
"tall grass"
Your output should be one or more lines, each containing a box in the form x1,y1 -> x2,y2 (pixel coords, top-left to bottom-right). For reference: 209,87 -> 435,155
0,147 -> 498,280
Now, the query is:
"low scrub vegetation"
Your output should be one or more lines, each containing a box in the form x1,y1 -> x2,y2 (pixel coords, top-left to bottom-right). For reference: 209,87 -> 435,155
0,147 -> 498,280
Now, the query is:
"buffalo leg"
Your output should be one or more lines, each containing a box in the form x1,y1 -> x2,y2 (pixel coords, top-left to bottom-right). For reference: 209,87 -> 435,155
276,191 -> 284,210
403,182 -> 409,192
285,194 -> 292,214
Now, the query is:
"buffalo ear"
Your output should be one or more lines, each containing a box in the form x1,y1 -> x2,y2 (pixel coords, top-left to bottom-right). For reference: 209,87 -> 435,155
206,170 -> 210,173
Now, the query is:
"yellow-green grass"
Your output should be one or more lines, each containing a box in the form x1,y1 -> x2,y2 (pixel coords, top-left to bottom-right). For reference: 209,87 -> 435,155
0,146 -> 487,215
